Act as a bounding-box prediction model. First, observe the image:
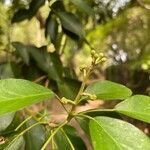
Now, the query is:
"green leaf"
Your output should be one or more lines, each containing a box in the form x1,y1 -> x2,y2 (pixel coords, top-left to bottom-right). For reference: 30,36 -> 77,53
12,9 -> 29,23
24,118 -> 46,150
70,0 -> 94,16
28,46 -> 63,81
0,79 -> 54,115
0,136 -> 25,150
115,95 -> 150,123
12,0 -> 45,23
0,113 -> 15,133
57,11 -> 84,38
28,0 -> 46,19
79,109 -> 121,118
0,63 -> 14,79
76,116 -> 90,138
58,78 -> 81,99
12,42 -> 30,65
45,13 -> 58,45
85,80 -> 132,100
1,113 -> 21,135
55,125 -> 86,150
12,42 -> 63,81
51,0 -> 65,11
89,116 -> 150,150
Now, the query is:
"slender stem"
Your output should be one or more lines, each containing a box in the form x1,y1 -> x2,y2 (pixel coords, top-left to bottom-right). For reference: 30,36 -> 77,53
51,130 -> 57,149
11,122 -> 46,146
16,110 -> 50,131
33,75 -> 47,83
61,128 -> 75,150
55,95 -> 69,114
41,120 -> 68,150
15,116 -> 32,131
84,38 -> 95,50
68,68 -> 92,120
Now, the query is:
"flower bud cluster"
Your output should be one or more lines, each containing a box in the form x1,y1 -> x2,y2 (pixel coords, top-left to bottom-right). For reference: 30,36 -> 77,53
91,50 -> 107,65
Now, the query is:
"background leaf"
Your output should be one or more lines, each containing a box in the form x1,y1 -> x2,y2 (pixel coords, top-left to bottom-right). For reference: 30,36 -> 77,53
70,0 -> 94,16
28,46 -> 63,81
0,136 -> 25,150
55,125 -> 86,150
89,116 -> 150,150
115,95 -> 150,123
24,118 -> 46,150
57,11 -> 84,38
45,13 -> 58,45
12,9 -> 29,23
12,0 -> 46,22
85,80 -> 132,100
0,79 -> 54,115
0,113 -> 15,133
58,78 -> 81,99
12,42 -> 30,65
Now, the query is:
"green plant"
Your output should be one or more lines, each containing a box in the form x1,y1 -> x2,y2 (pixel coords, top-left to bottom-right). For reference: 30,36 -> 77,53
0,50 -> 150,150
0,0 -> 150,149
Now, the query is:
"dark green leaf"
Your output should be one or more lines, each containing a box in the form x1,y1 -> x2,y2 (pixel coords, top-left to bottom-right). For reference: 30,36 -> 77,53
75,116 -> 90,138
12,42 -> 63,81
1,113 -> 21,135
0,63 -> 14,79
0,63 -> 15,78
51,0 -> 65,11
63,67 -> 77,79
0,63 -> 21,79
70,0 -> 94,15
12,42 -> 30,65
28,0 -> 46,19
0,113 -> 15,133
85,80 -> 132,100
57,11 -> 84,38
58,78 -> 81,99
55,125 -> 86,150
45,13 -> 58,44
12,0 -> 45,23
115,95 -> 150,123
24,118 -> 46,150
0,79 -> 54,115
12,9 -> 29,23
28,46 -> 63,81
79,109 -> 121,118
62,27 -> 79,40
89,116 -> 150,150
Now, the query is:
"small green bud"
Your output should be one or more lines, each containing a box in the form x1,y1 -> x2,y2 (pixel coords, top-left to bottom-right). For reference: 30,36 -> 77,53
99,53 -> 104,57
61,97 -> 68,104
94,53 -> 99,59
80,65 -> 87,71
60,97 -> 75,105
89,94 -> 97,100
82,93 -> 97,100
91,50 -> 96,56
101,57 -> 107,62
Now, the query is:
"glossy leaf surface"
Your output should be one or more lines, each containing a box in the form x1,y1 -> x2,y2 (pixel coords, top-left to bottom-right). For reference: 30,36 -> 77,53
85,80 -> 132,100
90,116 -> 150,150
0,79 -> 54,115
115,95 -> 150,123
24,118 -> 46,150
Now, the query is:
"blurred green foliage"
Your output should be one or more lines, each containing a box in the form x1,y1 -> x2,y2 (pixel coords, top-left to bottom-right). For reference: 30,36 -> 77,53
0,0 -> 150,96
